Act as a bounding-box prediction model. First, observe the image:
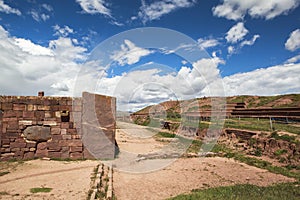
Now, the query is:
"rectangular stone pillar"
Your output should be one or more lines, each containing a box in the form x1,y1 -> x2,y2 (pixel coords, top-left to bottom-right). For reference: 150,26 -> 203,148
81,92 -> 116,159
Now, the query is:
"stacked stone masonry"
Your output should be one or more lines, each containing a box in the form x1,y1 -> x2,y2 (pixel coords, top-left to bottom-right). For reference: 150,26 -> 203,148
0,92 -> 116,161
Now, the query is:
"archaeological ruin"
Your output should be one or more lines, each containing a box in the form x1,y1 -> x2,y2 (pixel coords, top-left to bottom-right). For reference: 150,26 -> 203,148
0,91 -> 116,161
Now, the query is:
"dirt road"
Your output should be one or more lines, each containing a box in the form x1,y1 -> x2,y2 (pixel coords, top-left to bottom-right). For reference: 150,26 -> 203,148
113,122 -> 295,200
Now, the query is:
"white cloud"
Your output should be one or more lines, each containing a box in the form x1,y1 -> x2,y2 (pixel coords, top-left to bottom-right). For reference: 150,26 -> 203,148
41,4 -> 53,12
138,0 -> 196,23
0,0 -> 21,15
285,29 -> 300,51
110,39 -> 153,66
0,25 -> 86,96
227,46 -> 235,55
226,22 -> 248,43
30,10 -> 50,22
285,54 -> 300,63
76,0 -> 111,17
240,34 -> 260,47
53,25 -> 74,37
14,38 -> 53,56
197,38 -> 220,48
223,63 -> 300,96
212,0 -> 300,21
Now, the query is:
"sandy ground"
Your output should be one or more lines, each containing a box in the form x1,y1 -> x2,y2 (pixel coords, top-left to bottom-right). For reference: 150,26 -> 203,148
113,122 -> 296,200
0,122 -> 296,200
0,160 -> 99,200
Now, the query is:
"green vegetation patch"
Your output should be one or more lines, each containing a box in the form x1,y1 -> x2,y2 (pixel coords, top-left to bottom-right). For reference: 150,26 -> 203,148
212,144 -> 300,180
30,187 -> 52,193
0,171 -> 10,177
168,182 -> 300,200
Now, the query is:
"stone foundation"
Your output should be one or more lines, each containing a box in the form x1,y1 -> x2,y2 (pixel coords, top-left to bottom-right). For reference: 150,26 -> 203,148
0,92 -> 116,160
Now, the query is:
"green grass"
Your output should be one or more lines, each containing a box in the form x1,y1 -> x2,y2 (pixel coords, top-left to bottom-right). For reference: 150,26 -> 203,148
155,132 -> 176,138
224,118 -> 300,135
212,144 -> 300,180
30,187 -> 52,193
0,171 -> 10,176
168,182 -> 300,200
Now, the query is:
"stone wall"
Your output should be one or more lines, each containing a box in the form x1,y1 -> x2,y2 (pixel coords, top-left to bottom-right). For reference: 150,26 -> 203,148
0,92 -> 116,161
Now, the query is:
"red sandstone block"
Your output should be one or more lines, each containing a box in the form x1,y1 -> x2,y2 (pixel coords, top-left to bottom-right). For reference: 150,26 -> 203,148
51,127 -> 60,135
6,132 -> 19,138
37,105 -> 50,111
67,128 -> 77,135
24,152 -> 35,159
58,140 -> 69,147
26,142 -> 37,148
68,140 -> 83,147
70,152 -> 82,159
37,142 -> 47,150
1,138 -> 10,145
44,111 -> 52,118
62,135 -> 71,140
48,151 -> 62,158
10,142 -> 26,148
21,148 -> 29,152
2,103 -> 12,110
35,149 -> 48,158
51,105 -> 60,111
47,142 -> 61,151
7,121 -> 19,130
14,151 -> 24,157
52,135 -> 63,141
23,111 -> 34,119
59,100 -> 67,105
35,111 -> 45,119
3,110 -> 22,118
13,104 -> 26,111
11,148 -> 20,152
70,146 -> 82,153
61,122 -> 70,129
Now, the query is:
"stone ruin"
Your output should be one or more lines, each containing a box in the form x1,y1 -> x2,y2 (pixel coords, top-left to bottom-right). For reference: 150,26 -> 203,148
0,91 -> 116,161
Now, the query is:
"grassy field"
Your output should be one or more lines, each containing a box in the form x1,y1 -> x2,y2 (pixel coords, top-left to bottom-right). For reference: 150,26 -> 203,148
168,182 -> 300,200
224,117 -> 300,135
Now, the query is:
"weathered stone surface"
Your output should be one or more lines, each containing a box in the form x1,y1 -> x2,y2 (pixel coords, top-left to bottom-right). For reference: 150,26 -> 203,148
23,126 -> 51,142
10,142 -> 26,148
70,146 -> 82,153
70,152 -> 82,159
51,127 -> 60,135
48,151 -> 61,158
47,142 -> 61,151
24,152 -> 35,159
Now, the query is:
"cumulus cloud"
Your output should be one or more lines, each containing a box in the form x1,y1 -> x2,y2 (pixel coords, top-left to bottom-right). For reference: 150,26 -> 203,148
0,25 -> 86,96
285,54 -> 300,63
226,22 -> 249,43
138,0 -> 196,23
198,38 -> 220,48
240,34 -> 260,47
53,25 -> 74,37
110,39 -> 153,66
285,29 -> 300,51
0,0 -> 21,15
223,63 -> 300,96
212,0 -> 300,21
76,0 -> 111,17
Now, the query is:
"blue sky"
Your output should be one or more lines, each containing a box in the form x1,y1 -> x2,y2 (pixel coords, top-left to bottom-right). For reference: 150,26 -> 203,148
0,0 -> 300,111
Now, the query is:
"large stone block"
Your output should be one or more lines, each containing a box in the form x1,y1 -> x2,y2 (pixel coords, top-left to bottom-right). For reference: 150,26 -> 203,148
13,104 -> 26,111
70,152 -> 82,159
70,146 -> 82,153
10,142 -> 26,148
47,142 -> 61,151
24,152 -> 35,159
48,151 -> 61,158
23,126 -> 51,142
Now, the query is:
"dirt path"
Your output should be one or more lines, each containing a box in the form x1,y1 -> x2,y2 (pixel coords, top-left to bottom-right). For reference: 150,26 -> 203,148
0,160 -> 99,200
113,122 -> 295,200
